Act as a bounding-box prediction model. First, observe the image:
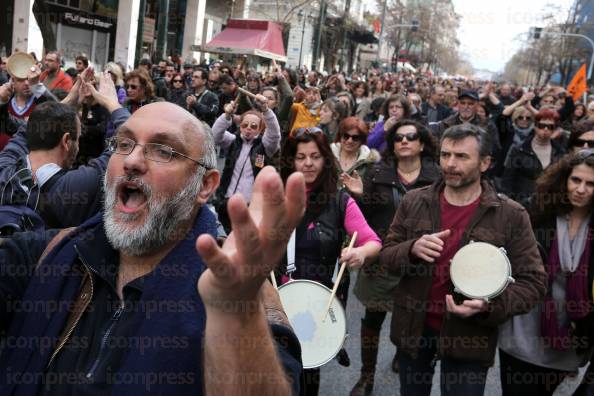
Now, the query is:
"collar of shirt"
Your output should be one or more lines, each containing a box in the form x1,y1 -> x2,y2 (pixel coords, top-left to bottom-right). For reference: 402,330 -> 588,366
26,156 -> 62,188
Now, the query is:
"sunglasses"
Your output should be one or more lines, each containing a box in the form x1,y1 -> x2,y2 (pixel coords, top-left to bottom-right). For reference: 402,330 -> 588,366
517,116 -> 533,121
577,149 -> 594,160
394,132 -> 420,142
173,79 -> 183,83
536,122 -> 556,130
294,127 -> 323,138
241,122 -> 260,130
341,133 -> 363,142
126,84 -> 139,90
575,139 -> 594,148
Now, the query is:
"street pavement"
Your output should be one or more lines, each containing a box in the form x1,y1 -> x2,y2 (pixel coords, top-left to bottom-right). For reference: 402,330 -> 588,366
318,270 -> 588,396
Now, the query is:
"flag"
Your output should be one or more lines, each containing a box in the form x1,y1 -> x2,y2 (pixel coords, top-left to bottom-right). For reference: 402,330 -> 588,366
567,64 -> 587,101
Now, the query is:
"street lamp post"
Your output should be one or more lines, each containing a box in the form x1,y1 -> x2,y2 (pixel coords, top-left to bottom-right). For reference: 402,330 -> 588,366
532,28 -> 594,80
297,11 -> 312,70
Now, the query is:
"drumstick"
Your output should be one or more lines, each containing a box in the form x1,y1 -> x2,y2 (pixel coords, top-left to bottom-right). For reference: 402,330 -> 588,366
322,232 -> 358,322
270,270 -> 278,290
237,86 -> 257,99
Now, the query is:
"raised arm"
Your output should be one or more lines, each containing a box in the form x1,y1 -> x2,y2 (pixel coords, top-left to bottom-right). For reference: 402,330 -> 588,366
196,167 -> 305,395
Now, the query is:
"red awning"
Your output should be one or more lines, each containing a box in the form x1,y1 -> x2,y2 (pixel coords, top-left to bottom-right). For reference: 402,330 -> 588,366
204,19 -> 287,62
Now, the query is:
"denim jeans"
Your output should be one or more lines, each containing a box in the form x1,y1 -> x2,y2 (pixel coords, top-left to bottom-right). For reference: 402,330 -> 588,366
398,326 -> 488,396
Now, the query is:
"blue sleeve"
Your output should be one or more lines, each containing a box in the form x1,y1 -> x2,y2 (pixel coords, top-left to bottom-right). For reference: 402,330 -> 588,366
0,122 -> 28,168
0,230 -> 57,330
270,324 -> 302,395
367,121 -> 386,151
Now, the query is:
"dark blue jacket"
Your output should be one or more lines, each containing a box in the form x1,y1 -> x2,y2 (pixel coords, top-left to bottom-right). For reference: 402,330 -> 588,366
0,108 -> 130,228
0,208 -> 302,395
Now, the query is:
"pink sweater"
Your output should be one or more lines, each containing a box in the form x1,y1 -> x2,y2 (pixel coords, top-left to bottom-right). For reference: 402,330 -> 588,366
306,194 -> 381,247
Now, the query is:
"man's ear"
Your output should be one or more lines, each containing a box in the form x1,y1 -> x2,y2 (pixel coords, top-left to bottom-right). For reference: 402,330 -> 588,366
480,155 -> 491,173
196,169 -> 221,205
60,132 -> 71,151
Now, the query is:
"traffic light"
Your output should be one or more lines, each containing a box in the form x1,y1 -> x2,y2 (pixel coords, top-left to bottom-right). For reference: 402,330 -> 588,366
412,20 -> 419,32
533,27 -> 542,39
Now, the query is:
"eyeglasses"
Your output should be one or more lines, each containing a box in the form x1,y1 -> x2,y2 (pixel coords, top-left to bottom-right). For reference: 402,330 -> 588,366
294,127 -> 323,138
240,122 -> 260,130
126,84 -> 139,90
341,133 -> 363,142
108,137 -> 212,169
517,116 -> 533,121
536,122 -> 556,130
394,132 -> 420,142
575,139 -> 594,148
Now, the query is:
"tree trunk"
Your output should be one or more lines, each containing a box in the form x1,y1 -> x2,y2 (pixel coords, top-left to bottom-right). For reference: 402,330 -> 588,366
33,0 -> 57,52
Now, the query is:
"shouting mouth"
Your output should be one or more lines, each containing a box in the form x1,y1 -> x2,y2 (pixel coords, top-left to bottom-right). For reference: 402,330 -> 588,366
116,182 -> 149,214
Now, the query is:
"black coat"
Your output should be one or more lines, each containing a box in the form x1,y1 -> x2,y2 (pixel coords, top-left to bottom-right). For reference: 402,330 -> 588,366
358,156 -> 440,239
421,101 -> 453,123
499,135 -> 566,207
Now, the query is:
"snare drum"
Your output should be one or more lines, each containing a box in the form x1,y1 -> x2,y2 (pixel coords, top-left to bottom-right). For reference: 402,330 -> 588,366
277,279 -> 347,369
450,241 -> 515,301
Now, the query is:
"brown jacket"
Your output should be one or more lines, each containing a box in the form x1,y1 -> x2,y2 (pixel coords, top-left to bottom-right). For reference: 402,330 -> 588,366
379,179 -> 547,365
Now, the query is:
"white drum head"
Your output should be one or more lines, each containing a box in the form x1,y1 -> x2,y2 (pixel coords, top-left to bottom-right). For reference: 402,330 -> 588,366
278,280 -> 347,369
450,242 -> 511,300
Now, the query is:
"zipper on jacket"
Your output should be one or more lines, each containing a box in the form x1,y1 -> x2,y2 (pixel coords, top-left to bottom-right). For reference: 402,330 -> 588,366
85,301 -> 125,380
47,246 -> 95,368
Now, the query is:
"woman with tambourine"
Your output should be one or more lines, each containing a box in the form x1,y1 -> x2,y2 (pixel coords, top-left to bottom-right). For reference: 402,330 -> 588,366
341,119 -> 440,396
498,149 -> 594,395
278,127 -> 381,396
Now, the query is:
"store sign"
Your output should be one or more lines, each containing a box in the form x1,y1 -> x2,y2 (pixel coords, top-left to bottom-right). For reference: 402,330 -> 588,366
64,12 -> 113,29
143,18 -> 156,43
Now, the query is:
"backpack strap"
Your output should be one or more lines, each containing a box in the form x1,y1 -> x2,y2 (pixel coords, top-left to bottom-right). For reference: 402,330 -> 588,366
36,227 -> 76,270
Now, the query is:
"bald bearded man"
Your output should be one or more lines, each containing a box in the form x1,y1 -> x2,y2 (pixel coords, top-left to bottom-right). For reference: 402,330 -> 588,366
0,101 -> 305,395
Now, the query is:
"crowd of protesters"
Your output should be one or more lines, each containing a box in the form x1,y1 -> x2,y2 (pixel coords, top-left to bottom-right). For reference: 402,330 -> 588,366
0,49 -> 593,396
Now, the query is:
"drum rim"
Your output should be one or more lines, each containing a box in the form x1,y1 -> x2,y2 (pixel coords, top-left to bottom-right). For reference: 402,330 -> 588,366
450,241 -> 511,300
277,278 -> 348,368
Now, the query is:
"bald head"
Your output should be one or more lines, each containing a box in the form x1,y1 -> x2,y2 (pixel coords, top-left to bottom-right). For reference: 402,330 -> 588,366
120,102 -> 216,170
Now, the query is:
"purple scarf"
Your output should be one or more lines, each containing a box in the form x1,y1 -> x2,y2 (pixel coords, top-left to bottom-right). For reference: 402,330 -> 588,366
541,232 -> 592,350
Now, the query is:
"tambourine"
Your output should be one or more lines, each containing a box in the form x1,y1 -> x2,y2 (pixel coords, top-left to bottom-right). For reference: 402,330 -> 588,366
450,241 -> 515,301
6,52 -> 36,79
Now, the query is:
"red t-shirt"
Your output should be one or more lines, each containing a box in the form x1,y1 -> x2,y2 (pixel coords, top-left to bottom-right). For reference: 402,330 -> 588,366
425,191 -> 480,330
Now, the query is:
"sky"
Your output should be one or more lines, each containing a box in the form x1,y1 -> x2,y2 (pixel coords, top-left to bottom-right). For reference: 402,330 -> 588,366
452,0 -> 575,73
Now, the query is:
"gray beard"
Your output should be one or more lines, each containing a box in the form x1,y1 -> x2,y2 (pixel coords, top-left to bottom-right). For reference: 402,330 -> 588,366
103,170 -> 204,256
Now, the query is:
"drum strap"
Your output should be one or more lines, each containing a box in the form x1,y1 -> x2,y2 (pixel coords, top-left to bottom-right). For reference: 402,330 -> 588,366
286,229 -> 296,276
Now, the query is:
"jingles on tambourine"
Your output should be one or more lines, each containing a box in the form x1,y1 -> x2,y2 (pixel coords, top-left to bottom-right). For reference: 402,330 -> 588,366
449,241 -> 515,301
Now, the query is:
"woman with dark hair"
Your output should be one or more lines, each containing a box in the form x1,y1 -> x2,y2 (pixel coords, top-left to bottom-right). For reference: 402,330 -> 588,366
352,81 -> 371,119
498,150 -> 594,396
331,117 -> 380,192
347,120 -> 440,396
336,91 -> 355,117
167,72 -> 189,108
500,108 -> 567,208
279,128 -> 382,396
318,98 -> 347,141
569,120 -> 594,154
367,95 -> 412,152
